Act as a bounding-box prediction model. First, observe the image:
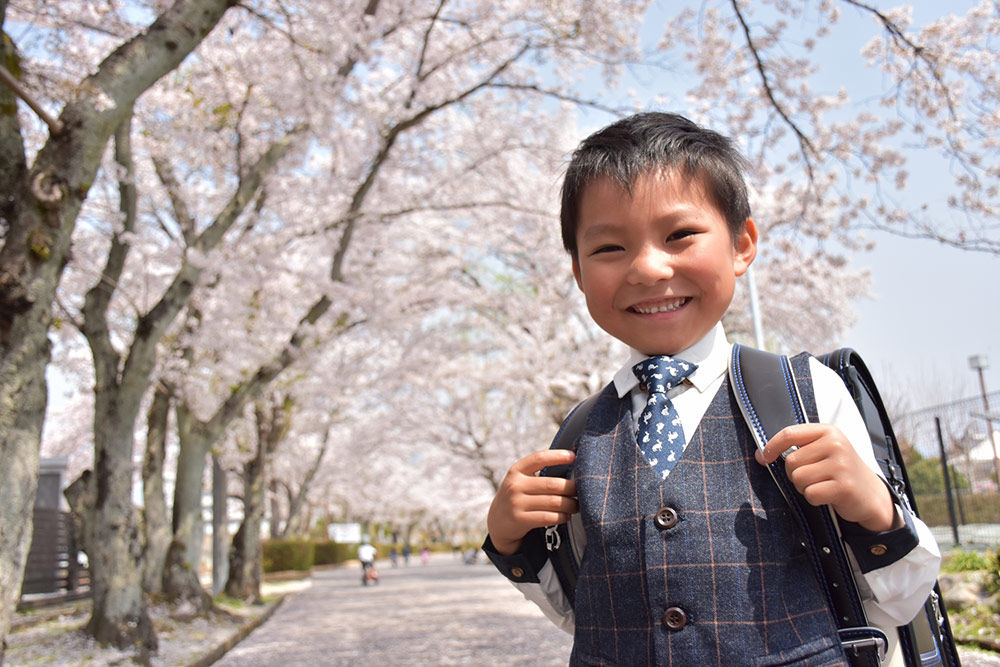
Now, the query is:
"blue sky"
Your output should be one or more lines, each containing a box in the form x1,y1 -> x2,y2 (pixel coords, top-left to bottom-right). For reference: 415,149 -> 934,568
847,232 -> 1000,410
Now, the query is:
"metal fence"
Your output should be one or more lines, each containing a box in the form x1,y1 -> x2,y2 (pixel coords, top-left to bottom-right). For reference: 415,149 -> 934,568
18,508 -> 89,605
897,389 -> 1000,549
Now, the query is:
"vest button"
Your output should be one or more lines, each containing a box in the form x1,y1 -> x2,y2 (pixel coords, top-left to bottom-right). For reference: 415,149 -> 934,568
655,507 -> 678,529
511,567 -> 524,578
662,606 -> 687,630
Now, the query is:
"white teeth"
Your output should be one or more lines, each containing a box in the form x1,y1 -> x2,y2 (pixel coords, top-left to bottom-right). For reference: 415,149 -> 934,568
634,299 -> 686,314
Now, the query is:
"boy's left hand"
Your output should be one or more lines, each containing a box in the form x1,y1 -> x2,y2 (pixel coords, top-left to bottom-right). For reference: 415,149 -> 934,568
757,423 -> 898,533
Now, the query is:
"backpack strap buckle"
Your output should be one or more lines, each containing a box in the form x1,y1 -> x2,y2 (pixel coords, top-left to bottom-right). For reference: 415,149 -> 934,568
838,626 -> 888,662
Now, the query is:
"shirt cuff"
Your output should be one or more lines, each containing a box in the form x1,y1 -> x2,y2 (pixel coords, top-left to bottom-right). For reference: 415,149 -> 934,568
838,487 -> 919,573
483,529 -> 549,583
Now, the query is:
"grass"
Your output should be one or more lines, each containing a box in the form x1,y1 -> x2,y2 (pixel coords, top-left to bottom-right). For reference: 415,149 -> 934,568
942,548 -> 1000,651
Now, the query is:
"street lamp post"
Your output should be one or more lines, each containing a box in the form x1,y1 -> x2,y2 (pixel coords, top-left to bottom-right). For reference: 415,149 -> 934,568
968,354 -> 1000,489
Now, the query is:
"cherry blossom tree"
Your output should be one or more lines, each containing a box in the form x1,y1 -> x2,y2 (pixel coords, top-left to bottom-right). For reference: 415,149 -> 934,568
656,0 -> 1000,258
0,0 -> 240,655
6,0 -> 651,655
6,2 -> 1000,660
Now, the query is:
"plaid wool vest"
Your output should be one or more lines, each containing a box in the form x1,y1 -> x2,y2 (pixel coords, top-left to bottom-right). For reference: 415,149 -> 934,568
570,354 -> 850,666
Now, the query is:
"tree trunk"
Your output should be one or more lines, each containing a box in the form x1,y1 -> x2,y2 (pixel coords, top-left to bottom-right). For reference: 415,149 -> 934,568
142,386 -> 172,595
225,396 -> 289,601
268,479 -> 282,539
162,539 -> 212,615
68,114 -> 157,651
85,416 -> 155,651
0,28 -> 57,661
224,439 -> 267,603
0,339 -> 45,665
211,455 -> 229,596
65,467 -> 156,655
224,522 -> 262,604
162,405 -> 214,614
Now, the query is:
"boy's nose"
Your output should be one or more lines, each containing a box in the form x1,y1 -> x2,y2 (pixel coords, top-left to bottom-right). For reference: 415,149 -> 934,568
628,246 -> 672,285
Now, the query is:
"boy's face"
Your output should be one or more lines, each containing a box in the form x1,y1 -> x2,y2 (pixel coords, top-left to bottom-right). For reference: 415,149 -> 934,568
571,171 -> 757,357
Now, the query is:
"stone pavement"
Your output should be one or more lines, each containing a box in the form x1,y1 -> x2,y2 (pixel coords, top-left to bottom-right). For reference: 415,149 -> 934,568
215,554 -> 572,665
218,553 -> 1000,666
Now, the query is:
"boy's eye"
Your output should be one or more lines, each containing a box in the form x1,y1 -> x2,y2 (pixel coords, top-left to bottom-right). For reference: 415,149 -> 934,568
667,230 -> 697,242
591,244 -> 623,255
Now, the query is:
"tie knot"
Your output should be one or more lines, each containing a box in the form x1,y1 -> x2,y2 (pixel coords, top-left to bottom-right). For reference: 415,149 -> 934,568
632,355 -> 697,394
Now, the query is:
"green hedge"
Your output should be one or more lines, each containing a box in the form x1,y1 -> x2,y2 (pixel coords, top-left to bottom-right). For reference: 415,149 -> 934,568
313,541 -> 355,566
262,539 -> 315,573
913,492 -> 1000,526
261,539 -> 453,572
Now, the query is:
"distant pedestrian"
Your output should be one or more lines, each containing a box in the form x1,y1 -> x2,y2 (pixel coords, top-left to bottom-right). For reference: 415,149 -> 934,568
402,544 -> 411,565
389,547 -> 399,568
420,547 -> 430,566
357,541 -> 377,586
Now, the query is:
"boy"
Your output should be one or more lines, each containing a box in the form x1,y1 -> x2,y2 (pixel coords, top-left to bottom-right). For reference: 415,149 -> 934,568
484,113 -> 940,665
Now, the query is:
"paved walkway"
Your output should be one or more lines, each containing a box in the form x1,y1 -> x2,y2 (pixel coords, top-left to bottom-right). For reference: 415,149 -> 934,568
218,554 -> 999,666
215,554 -> 571,665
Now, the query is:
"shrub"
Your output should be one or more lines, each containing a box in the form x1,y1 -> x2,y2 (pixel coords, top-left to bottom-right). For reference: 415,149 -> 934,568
313,541 -> 355,565
985,550 -> 1000,596
262,539 -> 315,573
942,548 -> 991,573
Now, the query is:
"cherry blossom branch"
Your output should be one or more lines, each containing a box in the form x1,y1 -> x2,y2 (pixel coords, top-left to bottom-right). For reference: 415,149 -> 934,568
152,157 -> 197,246
487,82 -> 623,115
122,125 -> 304,397
196,296 -> 365,442
81,113 -> 137,392
281,428 -> 332,537
840,0 -> 978,197
0,64 -> 63,134
729,0 -> 817,183
841,0 -> 958,119
329,42 -> 531,282
414,0 -> 447,85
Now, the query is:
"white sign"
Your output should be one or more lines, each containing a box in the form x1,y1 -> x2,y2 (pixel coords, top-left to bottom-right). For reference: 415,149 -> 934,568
327,522 -> 362,544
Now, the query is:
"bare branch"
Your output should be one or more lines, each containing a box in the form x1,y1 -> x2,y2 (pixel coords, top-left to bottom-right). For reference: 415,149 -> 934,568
729,0 -> 817,183
152,156 -> 197,246
0,64 -> 63,134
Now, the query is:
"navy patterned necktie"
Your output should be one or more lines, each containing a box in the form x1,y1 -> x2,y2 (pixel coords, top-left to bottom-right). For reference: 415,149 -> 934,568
632,356 -> 697,480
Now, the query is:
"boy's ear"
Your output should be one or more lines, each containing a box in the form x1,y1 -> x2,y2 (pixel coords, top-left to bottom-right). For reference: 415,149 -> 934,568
571,256 -> 584,291
733,218 -> 758,277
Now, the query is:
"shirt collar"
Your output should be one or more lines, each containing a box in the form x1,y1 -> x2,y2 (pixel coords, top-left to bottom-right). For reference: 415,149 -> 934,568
613,322 -> 731,399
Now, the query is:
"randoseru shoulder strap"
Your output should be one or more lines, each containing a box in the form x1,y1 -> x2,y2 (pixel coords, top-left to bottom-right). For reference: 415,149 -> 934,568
729,344 -> 887,667
540,390 -> 601,607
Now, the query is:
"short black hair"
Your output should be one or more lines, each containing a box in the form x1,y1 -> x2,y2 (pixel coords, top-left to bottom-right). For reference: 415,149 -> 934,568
560,112 -> 751,256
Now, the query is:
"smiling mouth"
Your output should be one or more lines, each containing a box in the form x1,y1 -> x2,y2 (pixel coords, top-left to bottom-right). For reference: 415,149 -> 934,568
631,297 -> 689,314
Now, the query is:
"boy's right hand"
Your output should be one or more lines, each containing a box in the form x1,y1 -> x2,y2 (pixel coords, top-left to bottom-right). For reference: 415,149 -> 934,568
486,449 -> 579,556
